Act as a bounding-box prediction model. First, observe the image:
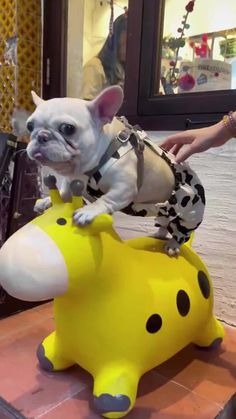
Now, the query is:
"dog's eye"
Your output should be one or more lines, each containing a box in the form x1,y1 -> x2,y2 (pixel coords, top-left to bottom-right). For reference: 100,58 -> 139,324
59,123 -> 76,136
27,121 -> 34,132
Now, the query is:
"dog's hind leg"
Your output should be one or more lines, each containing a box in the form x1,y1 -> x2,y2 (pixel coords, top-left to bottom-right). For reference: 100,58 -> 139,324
164,217 -> 192,256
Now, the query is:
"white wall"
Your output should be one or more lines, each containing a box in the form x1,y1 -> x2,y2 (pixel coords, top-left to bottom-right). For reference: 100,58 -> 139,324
67,0 -> 85,97
164,0 -> 236,38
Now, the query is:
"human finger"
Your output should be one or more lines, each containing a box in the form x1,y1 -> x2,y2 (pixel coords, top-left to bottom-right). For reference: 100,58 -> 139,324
175,144 -> 196,163
160,132 -> 193,151
170,143 -> 184,156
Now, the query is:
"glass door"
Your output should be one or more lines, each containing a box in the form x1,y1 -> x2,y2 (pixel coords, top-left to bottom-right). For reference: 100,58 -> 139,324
66,0 -> 128,100
138,0 -> 236,128
159,0 -> 236,96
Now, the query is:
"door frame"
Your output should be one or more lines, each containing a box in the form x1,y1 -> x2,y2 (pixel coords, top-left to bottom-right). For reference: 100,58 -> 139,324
42,0 -> 68,99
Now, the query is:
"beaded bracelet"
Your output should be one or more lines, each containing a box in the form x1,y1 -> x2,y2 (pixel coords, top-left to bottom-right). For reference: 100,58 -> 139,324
222,111 -> 236,137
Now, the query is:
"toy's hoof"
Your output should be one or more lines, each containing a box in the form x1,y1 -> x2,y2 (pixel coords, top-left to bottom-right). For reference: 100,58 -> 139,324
196,337 -> 223,351
93,393 -> 131,416
37,343 -> 54,371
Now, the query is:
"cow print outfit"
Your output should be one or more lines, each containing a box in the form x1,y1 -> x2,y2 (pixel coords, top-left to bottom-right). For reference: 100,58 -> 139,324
86,127 -> 205,246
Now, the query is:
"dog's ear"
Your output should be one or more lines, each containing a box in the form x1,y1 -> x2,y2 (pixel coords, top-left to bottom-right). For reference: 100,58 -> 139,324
31,91 -> 45,107
88,86 -> 124,124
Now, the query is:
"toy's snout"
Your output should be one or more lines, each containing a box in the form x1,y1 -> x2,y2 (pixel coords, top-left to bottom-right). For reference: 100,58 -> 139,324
0,223 -> 68,301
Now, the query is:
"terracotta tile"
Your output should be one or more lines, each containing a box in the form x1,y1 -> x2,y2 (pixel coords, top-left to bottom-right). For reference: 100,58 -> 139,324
0,303 -> 234,419
156,325 -> 236,407
39,372 -> 220,419
34,302 -> 54,319
39,388 -> 100,419
0,307 -> 52,341
0,317 -> 91,418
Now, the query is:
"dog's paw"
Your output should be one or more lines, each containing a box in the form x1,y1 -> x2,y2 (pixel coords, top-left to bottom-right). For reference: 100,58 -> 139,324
34,196 -> 52,214
73,204 -> 106,226
164,238 -> 180,257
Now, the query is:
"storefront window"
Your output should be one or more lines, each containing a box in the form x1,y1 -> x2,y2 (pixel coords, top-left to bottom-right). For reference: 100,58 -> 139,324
67,0 -> 128,100
158,0 -> 236,95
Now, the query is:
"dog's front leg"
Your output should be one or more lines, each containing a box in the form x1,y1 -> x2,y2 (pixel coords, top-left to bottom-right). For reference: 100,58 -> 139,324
73,179 -> 137,226
34,178 -> 72,214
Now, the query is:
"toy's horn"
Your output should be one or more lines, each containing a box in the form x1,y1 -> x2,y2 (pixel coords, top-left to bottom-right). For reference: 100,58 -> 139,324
70,180 -> 84,209
44,175 -> 63,205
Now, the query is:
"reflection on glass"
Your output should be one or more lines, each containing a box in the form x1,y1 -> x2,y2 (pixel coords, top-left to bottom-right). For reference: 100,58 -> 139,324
66,1 -> 128,100
158,0 -> 236,96
81,3 -> 128,100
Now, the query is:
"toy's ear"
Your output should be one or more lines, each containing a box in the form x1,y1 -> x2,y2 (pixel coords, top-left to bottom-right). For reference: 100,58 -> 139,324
31,90 -> 45,107
86,214 -> 113,235
88,85 -> 124,124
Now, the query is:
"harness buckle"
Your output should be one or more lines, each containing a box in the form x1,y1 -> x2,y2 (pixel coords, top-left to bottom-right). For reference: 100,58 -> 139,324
117,129 -> 131,143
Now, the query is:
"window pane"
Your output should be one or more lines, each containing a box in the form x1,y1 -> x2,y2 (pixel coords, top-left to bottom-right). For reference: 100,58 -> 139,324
157,0 -> 236,96
67,0 -> 128,100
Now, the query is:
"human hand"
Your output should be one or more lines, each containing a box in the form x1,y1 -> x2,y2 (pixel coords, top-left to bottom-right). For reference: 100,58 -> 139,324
160,121 -> 232,162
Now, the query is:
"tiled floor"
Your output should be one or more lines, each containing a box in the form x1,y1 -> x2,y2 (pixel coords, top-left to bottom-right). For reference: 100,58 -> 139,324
0,303 -> 235,419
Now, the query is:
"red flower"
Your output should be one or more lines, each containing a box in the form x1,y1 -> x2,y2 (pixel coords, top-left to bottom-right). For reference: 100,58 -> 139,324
202,33 -> 208,43
185,1 -> 195,13
169,61 -> 175,67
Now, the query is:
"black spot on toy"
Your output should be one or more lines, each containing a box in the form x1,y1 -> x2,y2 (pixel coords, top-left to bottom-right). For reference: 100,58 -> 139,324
177,290 -> 190,316
146,314 -> 162,333
56,218 -> 67,226
198,271 -> 210,299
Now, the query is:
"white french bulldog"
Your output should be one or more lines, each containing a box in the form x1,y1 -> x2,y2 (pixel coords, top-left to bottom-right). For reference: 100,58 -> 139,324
26,86 -> 205,255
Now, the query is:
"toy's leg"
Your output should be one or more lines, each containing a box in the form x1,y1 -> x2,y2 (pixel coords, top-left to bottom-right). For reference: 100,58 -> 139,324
93,365 -> 139,418
194,316 -> 225,349
37,331 -> 74,371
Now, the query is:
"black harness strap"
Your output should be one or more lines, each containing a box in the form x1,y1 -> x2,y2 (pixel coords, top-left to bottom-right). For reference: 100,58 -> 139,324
85,127 -> 131,179
129,132 -> 145,190
85,125 -> 146,190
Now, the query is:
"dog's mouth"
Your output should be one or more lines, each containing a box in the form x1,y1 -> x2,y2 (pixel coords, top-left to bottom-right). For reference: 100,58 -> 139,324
30,148 -> 77,176
33,150 -> 74,166
29,143 -> 75,163
33,151 -> 47,163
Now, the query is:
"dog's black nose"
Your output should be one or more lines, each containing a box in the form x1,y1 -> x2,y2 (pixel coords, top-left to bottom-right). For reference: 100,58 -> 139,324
37,130 -> 51,144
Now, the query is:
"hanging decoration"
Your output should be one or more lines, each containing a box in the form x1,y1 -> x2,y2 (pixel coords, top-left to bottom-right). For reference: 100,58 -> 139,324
161,1 -> 196,93
169,1 -> 196,86
109,0 -> 114,38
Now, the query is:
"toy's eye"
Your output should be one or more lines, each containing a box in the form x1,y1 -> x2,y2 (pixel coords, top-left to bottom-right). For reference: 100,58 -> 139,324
27,121 -> 34,132
56,218 -> 67,225
59,123 -> 76,136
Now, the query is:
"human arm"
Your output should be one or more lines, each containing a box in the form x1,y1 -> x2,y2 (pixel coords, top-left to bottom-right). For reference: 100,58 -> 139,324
160,111 -> 236,162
